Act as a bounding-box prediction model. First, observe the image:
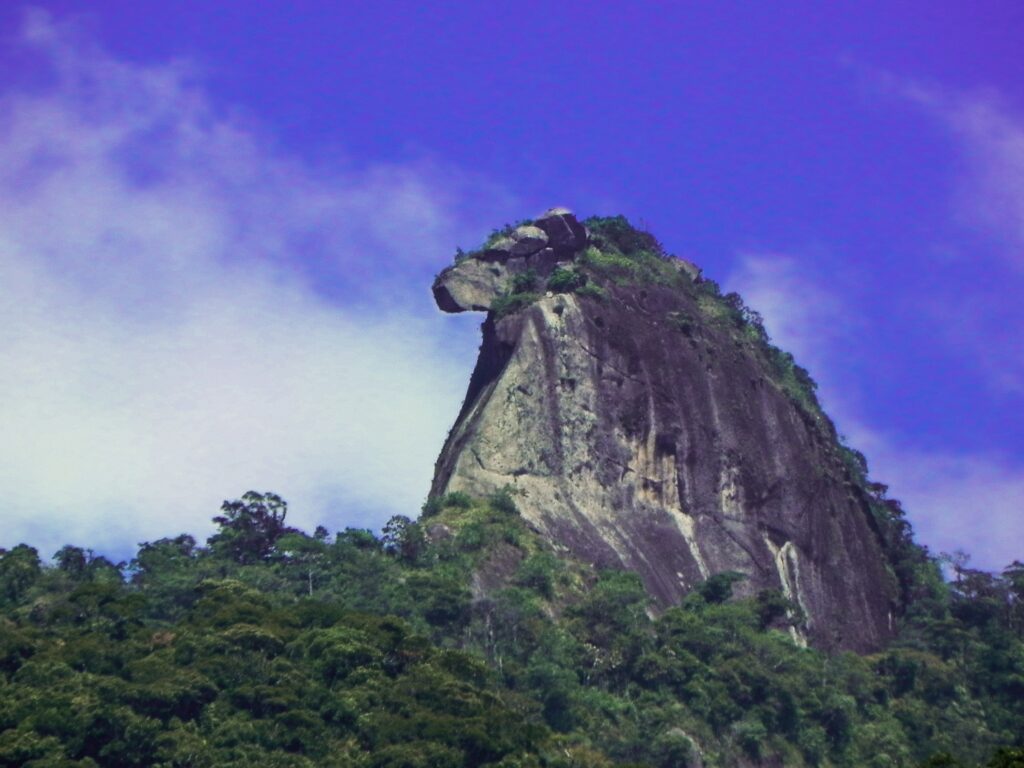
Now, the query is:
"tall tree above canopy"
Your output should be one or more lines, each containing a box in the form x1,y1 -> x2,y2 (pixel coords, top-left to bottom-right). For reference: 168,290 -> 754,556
208,491 -> 296,564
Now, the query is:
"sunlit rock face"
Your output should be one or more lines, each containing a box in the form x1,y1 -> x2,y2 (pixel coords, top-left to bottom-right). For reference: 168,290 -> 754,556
431,209 -> 898,652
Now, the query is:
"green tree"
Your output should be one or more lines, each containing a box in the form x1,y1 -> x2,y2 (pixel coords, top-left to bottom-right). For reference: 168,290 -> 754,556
989,748 -> 1024,768
381,515 -> 424,563
1002,560 -> 1024,637
208,491 -> 295,564
0,544 -> 42,605
694,571 -> 746,605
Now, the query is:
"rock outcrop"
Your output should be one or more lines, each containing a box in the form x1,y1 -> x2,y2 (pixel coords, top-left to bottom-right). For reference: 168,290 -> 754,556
431,209 -> 899,652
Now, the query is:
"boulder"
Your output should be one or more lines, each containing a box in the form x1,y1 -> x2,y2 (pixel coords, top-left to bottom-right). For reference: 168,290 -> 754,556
535,207 -> 588,252
509,225 -> 548,257
677,258 -> 702,282
480,236 -> 515,262
433,254 -> 530,313
526,247 -> 562,276
432,259 -> 506,313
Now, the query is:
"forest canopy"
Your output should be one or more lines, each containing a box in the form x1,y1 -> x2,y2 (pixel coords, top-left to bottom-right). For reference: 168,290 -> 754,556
1,491 -> 1022,767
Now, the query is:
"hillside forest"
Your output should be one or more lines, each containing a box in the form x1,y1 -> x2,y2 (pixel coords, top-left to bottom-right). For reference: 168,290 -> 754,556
1,488 -> 1023,768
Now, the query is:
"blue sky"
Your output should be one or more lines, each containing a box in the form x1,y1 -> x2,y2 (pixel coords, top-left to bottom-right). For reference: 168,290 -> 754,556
1,3 -> 1022,571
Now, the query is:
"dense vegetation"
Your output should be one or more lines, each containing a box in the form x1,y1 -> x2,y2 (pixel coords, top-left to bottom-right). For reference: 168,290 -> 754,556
2,490 -> 1022,767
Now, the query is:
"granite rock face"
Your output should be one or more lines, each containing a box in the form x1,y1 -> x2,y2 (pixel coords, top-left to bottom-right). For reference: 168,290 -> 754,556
431,210 -> 898,652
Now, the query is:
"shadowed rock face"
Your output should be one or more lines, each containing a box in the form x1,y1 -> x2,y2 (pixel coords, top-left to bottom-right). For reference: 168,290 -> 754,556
431,211 -> 899,652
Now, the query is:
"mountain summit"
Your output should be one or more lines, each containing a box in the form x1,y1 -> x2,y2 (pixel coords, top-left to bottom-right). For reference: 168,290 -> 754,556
432,209 -> 900,652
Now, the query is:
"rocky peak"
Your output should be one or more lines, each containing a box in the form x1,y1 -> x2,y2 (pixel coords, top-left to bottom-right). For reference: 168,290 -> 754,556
433,208 -> 592,313
430,210 -> 900,652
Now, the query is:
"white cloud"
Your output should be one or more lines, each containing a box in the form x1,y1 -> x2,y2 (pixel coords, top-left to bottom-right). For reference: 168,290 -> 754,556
862,75 -> 1024,393
845,426 -> 1024,571
906,87 -> 1024,258
860,67 -> 1024,264
726,254 -> 854,375
727,254 -> 1024,572
910,85 -> 1024,392
0,11 -> 502,558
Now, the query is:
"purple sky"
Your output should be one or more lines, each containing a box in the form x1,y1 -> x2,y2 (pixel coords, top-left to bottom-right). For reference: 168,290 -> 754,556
1,3 -> 1022,571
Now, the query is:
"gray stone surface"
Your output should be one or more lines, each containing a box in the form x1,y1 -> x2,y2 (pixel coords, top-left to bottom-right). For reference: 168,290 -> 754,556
433,256 -> 527,312
535,208 -> 589,252
431,274 -> 899,652
510,225 -> 549,257
434,238 -> 575,314
480,236 -> 515,262
527,247 -> 562,275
